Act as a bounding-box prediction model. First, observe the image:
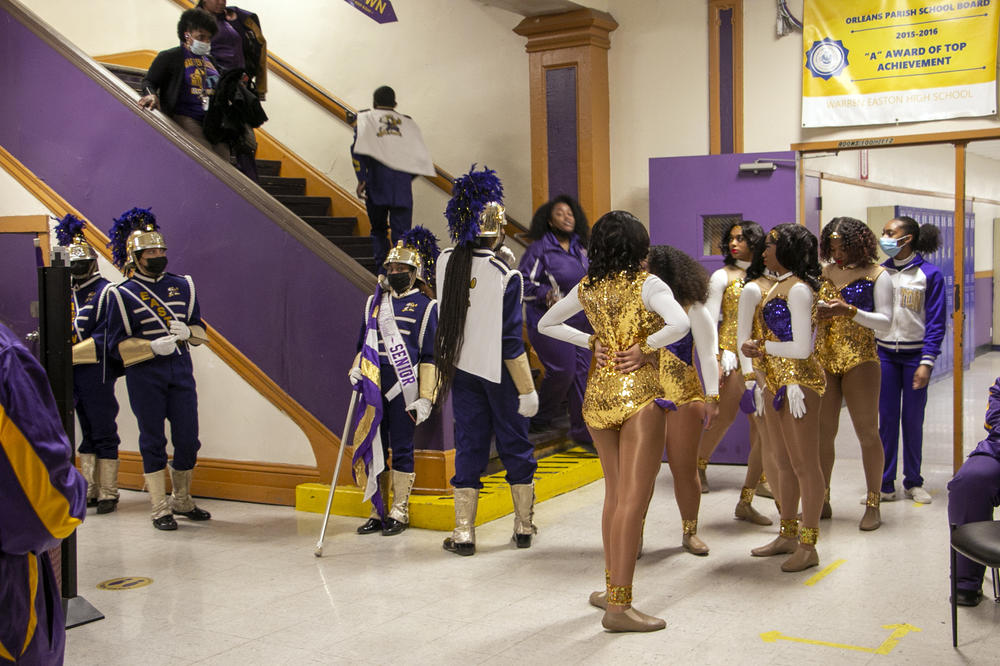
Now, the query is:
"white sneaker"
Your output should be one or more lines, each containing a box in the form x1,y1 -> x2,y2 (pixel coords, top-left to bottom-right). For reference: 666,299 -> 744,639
880,490 -> 898,502
905,486 -> 932,504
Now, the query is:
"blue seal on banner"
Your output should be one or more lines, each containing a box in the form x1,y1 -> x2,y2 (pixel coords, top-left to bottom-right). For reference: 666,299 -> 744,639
805,38 -> 849,80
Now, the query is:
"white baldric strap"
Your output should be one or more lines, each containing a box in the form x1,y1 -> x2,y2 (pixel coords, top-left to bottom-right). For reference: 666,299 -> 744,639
376,292 -> 419,407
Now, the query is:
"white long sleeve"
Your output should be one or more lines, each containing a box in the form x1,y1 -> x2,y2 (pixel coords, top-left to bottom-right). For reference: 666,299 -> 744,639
704,269 -> 729,328
642,275 -> 691,349
762,282 -> 813,359
851,270 -> 893,334
736,282 -> 762,377
689,302 -> 720,396
537,284 -> 590,348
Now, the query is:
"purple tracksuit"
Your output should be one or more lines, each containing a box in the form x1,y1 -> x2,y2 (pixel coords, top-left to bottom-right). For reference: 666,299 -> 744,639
519,231 -> 592,442
0,323 -> 87,666
877,254 -> 947,492
948,377 -> 1000,592
71,275 -> 121,460
351,119 -> 417,270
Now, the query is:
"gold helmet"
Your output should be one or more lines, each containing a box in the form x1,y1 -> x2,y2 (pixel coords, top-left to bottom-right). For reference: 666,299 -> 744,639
67,233 -> 96,263
127,226 -> 167,270
477,201 -> 505,238
384,240 -> 424,281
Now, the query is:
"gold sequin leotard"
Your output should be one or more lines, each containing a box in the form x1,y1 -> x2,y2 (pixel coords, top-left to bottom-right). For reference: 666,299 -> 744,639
756,277 -> 826,397
815,264 -> 885,377
657,306 -> 704,408
578,271 -> 664,430
718,265 -> 746,355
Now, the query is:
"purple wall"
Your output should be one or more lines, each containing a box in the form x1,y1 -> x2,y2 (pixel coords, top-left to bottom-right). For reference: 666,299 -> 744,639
0,10 -> 398,455
0,234 -> 40,344
975,275 -> 992,349
649,151 -> 797,463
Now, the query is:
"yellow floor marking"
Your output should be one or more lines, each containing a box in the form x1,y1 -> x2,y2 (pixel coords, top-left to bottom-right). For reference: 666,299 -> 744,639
761,623 -> 921,655
803,558 -> 846,586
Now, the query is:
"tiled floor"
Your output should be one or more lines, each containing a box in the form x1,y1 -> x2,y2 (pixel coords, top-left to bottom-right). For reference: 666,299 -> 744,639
65,355 -> 1000,664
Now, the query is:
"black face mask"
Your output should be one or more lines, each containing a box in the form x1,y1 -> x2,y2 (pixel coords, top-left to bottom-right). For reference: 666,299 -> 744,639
70,260 -> 95,278
386,272 -> 413,294
143,256 -> 168,276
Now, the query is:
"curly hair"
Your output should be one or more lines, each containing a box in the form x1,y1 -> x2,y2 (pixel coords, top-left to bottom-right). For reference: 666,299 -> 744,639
768,223 -> 822,291
527,195 -> 590,245
819,217 -> 878,265
647,245 -> 709,307
177,8 -> 218,44
891,215 -> 943,255
586,211 -> 649,282
720,220 -> 765,266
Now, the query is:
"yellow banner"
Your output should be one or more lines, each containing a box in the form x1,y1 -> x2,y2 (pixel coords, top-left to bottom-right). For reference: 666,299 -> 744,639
802,0 -> 999,127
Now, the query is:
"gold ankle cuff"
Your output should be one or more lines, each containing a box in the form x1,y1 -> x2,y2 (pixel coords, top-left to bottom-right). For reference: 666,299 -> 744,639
824,487 -> 831,503
865,491 -> 880,508
697,458 -> 709,471
607,584 -> 632,606
799,526 -> 819,546
779,519 -> 799,539
682,519 -> 698,536
760,473 -> 768,483
740,487 -> 755,504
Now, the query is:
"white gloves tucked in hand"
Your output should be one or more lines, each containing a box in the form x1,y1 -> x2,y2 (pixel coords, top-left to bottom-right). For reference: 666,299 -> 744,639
787,384 -> 806,419
169,320 -> 191,341
150,335 -> 178,356
720,350 -> 738,375
408,398 -> 432,425
518,391 -> 539,418
348,366 -> 363,386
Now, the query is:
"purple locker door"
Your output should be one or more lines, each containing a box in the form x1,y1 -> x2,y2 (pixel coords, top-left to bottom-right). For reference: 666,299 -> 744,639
649,151 -> 797,464
0,234 -> 42,346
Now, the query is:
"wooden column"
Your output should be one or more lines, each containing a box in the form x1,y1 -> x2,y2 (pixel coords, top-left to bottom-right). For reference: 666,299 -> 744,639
514,9 -> 618,219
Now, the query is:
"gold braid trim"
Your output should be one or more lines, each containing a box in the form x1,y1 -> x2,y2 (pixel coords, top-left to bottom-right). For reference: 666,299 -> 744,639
779,519 -> 799,539
682,519 -> 698,536
799,527 -> 819,546
607,584 -> 632,606
739,487 -> 755,504
504,353 -> 536,395
118,338 -> 154,367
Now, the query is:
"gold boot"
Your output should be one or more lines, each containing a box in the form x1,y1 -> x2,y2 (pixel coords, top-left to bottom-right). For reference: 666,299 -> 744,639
781,527 -> 820,572
144,469 -> 176,530
79,453 -> 98,507
170,465 -> 211,521
681,519 -> 709,555
510,482 -> 537,548
735,487 -> 773,525
859,491 -> 881,531
443,487 -> 477,556
383,470 -> 416,536
697,457 -> 710,493
601,585 -> 666,633
96,458 -> 119,514
751,519 -> 798,556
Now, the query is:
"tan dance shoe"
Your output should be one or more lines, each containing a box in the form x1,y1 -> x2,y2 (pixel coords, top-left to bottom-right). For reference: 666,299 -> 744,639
781,545 -> 819,572
589,590 -> 608,610
682,520 -> 709,555
751,519 -> 798,556
859,491 -> 881,531
735,488 -> 773,525
602,607 -> 666,633
698,458 -> 710,493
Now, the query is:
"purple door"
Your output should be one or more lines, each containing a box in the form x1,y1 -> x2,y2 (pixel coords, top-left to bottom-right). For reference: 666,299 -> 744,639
649,151 -> 797,463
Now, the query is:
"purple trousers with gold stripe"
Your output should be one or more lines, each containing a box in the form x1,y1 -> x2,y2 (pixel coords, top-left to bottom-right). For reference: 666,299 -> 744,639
0,551 -> 65,665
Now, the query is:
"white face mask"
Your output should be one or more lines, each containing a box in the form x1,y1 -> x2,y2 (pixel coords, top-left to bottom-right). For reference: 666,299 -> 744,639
189,39 -> 211,56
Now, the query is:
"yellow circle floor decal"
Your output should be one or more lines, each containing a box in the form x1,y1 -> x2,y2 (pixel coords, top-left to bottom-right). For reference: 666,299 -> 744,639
96,577 -> 153,591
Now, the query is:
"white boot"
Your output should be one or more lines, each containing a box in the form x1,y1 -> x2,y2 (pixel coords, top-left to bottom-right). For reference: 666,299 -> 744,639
96,458 -> 119,514
443,488 -> 478,556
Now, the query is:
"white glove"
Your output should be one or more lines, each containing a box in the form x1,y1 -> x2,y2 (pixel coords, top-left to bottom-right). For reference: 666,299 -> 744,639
169,320 -> 191,341
348,366 -> 363,386
518,391 -> 539,418
409,398 -> 432,425
720,350 -> 738,375
496,245 -> 516,267
150,335 -> 178,356
787,384 -> 806,419
754,384 -> 765,417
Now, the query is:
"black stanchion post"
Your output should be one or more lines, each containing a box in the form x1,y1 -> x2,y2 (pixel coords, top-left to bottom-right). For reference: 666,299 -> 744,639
38,247 -> 104,628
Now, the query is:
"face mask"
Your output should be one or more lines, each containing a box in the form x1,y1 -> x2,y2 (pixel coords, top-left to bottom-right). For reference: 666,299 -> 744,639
144,256 -> 168,276
879,235 -> 907,258
189,39 -> 211,56
70,260 -> 94,278
386,272 -> 413,294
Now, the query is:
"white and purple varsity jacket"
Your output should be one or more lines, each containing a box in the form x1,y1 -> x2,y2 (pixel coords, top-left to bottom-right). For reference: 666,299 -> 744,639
876,253 -> 947,367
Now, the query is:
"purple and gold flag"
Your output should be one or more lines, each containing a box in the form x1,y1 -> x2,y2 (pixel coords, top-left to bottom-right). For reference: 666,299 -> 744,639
344,0 -> 397,24
351,284 -> 387,516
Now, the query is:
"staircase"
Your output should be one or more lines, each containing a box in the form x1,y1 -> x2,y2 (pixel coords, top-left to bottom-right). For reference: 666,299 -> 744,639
107,63 -> 377,274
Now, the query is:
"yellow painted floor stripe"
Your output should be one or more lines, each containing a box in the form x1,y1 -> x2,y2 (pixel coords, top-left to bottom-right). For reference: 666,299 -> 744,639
296,447 -> 603,531
803,558 -> 846,586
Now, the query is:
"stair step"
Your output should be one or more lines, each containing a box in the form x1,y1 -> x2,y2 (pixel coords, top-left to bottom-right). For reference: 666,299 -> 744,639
256,159 -> 281,177
325,236 -> 373,254
355,257 -> 378,274
303,216 -> 357,236
274,194 -> 330,217
259,176 -> 306,196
